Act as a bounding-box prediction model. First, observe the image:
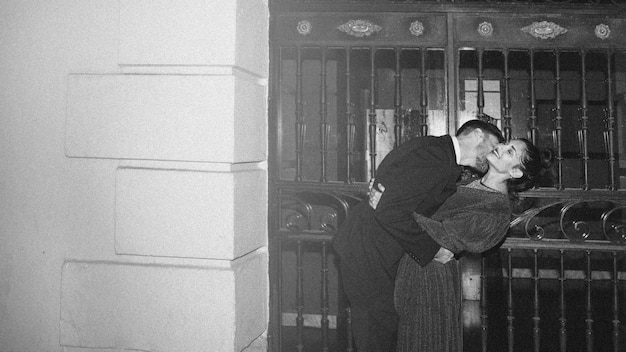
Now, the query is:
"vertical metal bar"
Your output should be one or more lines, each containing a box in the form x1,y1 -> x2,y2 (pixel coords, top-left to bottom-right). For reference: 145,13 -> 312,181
585,250 -> 594,352
420,48 -> 429,136
559,250 -> 567,352
346,307 -> 354,352
345,47 -> 356,184
532,249 -> 541,352
295,46 -> 305,182
480,255 -> 488,352
296,241 -> 304,352
579,50 -> 590,190
321,242 -> 329,352
502,49 -> 512,141
394,47 -> 403,146
269,236 -> 283,352
506,248 -> 515,352
529,50 -> 539,145
267,44 -> 284,352
320,47 -> 329,183
476,48 -> 486,121
605,50 -> 617,190
611,251 -> 621,352
553,50 -> 564,190
368,47 -> 377,179
446,15 -> 456,135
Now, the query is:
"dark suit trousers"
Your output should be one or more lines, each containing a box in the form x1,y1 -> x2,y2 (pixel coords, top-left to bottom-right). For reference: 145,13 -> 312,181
339,254 -> 398,352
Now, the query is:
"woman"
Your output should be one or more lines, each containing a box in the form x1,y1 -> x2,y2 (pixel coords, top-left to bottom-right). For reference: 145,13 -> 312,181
371,138 -> 548,352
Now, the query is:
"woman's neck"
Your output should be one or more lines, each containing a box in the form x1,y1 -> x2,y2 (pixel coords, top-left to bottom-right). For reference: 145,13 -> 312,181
480,175 -> 508,194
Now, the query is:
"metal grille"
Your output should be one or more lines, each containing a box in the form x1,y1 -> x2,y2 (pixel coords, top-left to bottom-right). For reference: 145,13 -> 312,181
269,6 -> 626,351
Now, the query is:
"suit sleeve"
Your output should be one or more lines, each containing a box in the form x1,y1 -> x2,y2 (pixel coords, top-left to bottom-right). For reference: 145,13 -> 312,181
372,143 -> 458,266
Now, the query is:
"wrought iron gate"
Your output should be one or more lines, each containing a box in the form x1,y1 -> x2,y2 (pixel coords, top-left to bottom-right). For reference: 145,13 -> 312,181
268,1 -> 626,351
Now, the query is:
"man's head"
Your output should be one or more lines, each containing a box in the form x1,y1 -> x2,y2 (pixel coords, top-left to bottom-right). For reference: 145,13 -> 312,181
455,120 -> 504,173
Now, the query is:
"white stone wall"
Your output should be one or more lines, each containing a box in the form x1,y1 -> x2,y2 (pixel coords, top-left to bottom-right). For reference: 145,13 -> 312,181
0,1 -> 268,351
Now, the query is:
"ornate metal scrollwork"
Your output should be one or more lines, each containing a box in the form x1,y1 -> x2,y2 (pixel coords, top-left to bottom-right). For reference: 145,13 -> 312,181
281,195 -> 313,231
478,22 -> 494,37
338,19 -> 382,37
510,199 -> 626,244
297,20 -> 312,36
511,201 -> 563,240
280,191 -> 357,233
560,200 -> 592,242
594,23 -> 611,39
521,21 -> 568,40
601,205 -> 626,244
409,21 -> 424,37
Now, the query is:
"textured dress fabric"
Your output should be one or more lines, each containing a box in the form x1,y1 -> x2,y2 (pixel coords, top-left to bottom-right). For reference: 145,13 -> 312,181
395,181 -> 511,352
395,255 -> 462,352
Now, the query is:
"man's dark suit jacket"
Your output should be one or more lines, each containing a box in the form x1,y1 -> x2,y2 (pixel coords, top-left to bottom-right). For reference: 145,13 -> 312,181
334,134 -> 462,281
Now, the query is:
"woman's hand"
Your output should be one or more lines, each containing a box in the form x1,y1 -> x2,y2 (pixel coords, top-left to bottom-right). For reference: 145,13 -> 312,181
368,178 -> 385,209
433,247 -> 454,264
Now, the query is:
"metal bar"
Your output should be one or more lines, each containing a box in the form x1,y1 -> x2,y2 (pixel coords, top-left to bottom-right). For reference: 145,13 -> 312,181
477,48 -> 486,121
502,237 -> 626,252
368,47 -> 377,179
506,248 -> 515,352
446,15 -> 456,134
532,249 -> 541,352
269,236 -> 284,352
503,49 -> 512,141
267,43 -> 284,352
579,50 -> 590,190
529,50 -> 538,145
394,47 -> 403,146
481,255 -> 488,352
553,50 -> 564,190
585,251 -> 594,352
345,47 -> 356,184
420,48 -> 429,136
347,307 -> 354,352
321,241 -> 330,352
611,251 -> 621,352
295,46 -> 305,182
320,46 -> 329,182
605,50 -> 617,190
559,250 -> 567,352
296,241 -> 304,352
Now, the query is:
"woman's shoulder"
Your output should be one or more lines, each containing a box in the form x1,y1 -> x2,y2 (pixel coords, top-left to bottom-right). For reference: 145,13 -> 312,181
451,182 -> 509,206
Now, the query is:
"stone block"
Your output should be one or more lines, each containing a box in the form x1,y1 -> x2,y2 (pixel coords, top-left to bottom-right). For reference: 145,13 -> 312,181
119,0 -> 236,67
234,249 -> 268,351
60,261 -> 235,350
65,74 -> 266,163
115,167 -> 266,260
60,253 -> 268,351
118,0 -> 268,76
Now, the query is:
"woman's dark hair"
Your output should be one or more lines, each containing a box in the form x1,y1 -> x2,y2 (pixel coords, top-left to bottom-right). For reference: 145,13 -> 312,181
507,138 -> 553,194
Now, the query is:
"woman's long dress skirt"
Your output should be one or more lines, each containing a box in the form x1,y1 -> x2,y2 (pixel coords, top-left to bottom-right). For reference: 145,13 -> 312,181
394,254 -> 462,352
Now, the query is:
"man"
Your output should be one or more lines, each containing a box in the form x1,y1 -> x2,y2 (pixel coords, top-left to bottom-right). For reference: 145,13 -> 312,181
332,120 -> 504,352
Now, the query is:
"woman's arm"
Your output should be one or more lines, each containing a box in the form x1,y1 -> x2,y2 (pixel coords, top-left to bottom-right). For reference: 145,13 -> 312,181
412,200 -> 510,254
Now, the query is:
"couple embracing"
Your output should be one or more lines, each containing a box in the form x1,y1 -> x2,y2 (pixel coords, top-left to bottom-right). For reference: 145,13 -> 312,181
333,120 -> 549,352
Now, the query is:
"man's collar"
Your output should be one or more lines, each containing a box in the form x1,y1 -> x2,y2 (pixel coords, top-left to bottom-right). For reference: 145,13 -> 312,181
451,135 -> 461,165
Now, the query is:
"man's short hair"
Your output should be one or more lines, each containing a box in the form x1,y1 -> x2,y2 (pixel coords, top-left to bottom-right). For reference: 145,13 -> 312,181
456,119 -> 504,142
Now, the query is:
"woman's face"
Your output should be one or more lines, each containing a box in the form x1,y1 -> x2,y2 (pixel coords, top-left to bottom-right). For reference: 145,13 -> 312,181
485,139 -> 528,176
